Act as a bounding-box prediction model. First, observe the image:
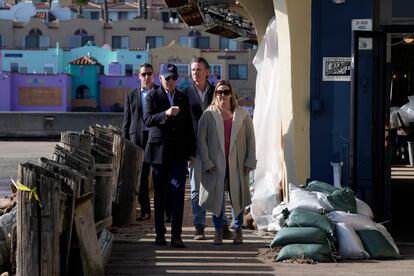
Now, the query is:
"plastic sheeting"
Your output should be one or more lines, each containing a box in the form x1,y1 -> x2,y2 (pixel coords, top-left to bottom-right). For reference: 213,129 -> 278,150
251,17 -> 283,230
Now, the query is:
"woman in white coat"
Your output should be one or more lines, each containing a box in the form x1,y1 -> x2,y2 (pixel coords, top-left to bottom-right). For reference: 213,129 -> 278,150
197,80 -> 256,245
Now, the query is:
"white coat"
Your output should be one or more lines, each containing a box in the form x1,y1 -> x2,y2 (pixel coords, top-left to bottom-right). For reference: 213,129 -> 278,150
197,106 -> 256,216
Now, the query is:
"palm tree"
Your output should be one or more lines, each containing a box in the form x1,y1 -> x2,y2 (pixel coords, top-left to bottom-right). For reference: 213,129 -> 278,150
74,0 -> 89,18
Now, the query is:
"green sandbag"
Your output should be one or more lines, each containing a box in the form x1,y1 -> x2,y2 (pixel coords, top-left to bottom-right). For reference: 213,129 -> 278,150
305,180 -> 339,194
285,208 -> 335,235
356,230 -> 400,259
270,227 -> 327,248
327,188 -> 357,213
275,243 -> 334,262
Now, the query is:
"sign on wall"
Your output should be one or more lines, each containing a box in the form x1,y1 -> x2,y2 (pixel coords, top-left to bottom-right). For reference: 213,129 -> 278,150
19,87 -> 62,106
322,57 -> 351,81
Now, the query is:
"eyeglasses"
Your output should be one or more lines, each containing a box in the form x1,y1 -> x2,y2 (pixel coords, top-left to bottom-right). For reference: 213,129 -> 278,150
216,89 -> 232,96
140,72 -> 153,77
165,75 -> 178,81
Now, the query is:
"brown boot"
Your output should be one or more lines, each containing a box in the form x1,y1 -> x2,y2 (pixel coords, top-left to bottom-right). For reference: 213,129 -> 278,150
194,226 -> 205,240
213,229 -> 223,245
233,229 -> 243,244
222,225 -> 232,239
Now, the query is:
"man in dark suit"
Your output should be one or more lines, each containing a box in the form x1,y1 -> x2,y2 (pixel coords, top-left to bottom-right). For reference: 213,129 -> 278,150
122,63 -> 158,221
183,57 -> 230,240
144,64 -> 196,248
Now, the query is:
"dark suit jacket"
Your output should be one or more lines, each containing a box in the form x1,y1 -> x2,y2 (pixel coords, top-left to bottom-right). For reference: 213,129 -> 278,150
122,85 -> 159,149
183,82 -> 214,136
143,86 -> 196,165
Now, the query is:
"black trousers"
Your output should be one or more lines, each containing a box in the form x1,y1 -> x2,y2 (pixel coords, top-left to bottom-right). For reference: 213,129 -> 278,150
152,161 -> 187,239
138,161 -> 151,215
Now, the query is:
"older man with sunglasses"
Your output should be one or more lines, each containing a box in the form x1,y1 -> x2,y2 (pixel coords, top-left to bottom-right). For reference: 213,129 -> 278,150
143,64 -> 196,248
123,63 -> 159,221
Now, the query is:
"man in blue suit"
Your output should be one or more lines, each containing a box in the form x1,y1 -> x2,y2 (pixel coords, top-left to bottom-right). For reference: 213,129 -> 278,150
144,64 -> 196,248
122,63 -> 158,221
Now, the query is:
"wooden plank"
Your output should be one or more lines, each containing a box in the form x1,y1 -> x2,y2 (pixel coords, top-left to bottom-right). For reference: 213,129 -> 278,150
39,174 -> 61,276
61,132 -> 91,154
95,216 -> 113,233
17,163 -> 40,276
74,195 -> 104,276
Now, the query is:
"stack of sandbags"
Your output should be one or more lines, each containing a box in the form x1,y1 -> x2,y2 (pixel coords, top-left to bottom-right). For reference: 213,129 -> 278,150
306,181 -> 400,260
271,208 -> 336,262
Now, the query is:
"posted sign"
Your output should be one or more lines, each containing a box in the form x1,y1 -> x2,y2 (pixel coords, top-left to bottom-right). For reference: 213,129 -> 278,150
322,57 -> 351,81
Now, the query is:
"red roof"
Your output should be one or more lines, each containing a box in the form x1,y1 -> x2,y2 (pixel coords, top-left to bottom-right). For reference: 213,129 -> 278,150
69,55 -> 101,65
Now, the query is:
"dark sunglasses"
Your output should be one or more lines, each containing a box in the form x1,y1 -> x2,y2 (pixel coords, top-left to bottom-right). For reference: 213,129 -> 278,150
140,72 -> 153,77
216,89 -> 232,96
165,75 -> 178,81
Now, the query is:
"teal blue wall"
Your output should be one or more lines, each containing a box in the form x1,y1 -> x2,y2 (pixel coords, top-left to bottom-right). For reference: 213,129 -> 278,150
69,64 -> 100,101
1,45 -> 148,75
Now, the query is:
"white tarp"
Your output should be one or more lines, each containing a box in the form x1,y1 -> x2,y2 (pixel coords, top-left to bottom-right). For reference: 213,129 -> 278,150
251,17 -> 283,230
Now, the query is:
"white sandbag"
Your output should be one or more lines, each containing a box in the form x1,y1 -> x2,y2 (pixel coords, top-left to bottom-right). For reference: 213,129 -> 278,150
272,201 -> 287,216
356,198 -> 374,219
376,223 -> 400,255
267,213 -> 285,232
326,211 -> 377,230
288,183 -> 333,213
335,222 -> 370,259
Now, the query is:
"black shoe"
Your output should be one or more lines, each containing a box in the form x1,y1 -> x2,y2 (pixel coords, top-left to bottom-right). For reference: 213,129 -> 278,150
165,215 -> 172,223
136,213 -> 151,221
155,236 -> 167,246
171,238 -> 185,248
194,226 -> 205,240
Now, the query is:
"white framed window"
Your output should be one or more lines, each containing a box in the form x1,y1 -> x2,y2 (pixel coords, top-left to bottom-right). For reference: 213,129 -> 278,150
229,64 -> 248,80
146,36 -> 164,48
19,64 -> 28,74
210,64 -> 222,80
112,36 -> 129,49
219,37 -> 238,50
0,34 -> 3,47
44,64 -> 54,74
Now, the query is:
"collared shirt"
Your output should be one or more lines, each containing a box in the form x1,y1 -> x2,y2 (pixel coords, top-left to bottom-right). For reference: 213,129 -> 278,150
141,86 -> 153,130
165,89 -> 175,106
194,82 -> 210,104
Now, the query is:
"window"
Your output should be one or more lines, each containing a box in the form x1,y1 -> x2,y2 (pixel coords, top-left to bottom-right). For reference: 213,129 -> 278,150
219,37 -> 238,50
146,36 -> 164,48
19,64 -> 28,74
0,34 -> 3,47
229,64 -> 248,80
24,28 -> 49,48
118,12 -> 128,20
210,64 -> 222,80
242,41 -> 257,50
125,64 -> 133,76
44,64 -> 53,74
69,29 -> 94,48
179,36 -> 209,49
176,64 -> 189,76
161,11 -> 169,23
112,36 -> 129,49
90,11 -> 100,20
10,63 -> 18,73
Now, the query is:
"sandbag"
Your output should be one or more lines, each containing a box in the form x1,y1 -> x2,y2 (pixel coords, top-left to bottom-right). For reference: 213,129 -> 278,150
275,243 -> 333,262
376,223 -> 400,255
270,227 -> 327,248
305,180 -> 339,194
356,229 -> 400,259
335,222 -> 369,259
288,183 -> 333,213
285,208 -> 335,235
327,188 -> 357,213
356,198 -> 374,219
326,211 -> 377,230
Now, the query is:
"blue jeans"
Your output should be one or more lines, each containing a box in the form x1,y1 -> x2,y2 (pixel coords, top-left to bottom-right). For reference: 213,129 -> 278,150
189,159 -> 206,228
189,158 -> 228,228
213,197 -> 243,231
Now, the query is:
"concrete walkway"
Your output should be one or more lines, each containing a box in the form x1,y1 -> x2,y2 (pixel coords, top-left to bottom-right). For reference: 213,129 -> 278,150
105,187 -> 414,276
